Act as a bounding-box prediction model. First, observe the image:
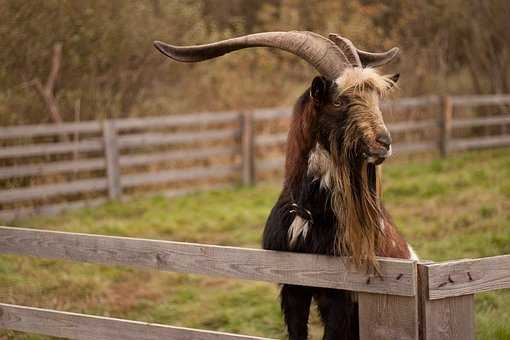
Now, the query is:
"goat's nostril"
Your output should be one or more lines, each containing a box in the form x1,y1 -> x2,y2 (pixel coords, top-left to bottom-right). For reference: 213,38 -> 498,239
376,132 -> 392,149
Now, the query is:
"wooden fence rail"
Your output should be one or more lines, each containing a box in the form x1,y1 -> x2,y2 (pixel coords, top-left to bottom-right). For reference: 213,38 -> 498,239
0,226 -> 509,339
1,94 -> 509,220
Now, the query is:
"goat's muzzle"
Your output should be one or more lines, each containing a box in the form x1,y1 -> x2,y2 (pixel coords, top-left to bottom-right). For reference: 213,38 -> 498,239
365,131 -> 392,164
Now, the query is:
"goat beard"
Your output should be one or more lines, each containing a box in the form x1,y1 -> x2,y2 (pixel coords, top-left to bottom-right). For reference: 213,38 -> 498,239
329,138 -> 385,273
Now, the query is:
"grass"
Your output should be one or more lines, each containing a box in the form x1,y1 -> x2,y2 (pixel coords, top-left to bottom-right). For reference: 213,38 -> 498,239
1,148 -> 510,339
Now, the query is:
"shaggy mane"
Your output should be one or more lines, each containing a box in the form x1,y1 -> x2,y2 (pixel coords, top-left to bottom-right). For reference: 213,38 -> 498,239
335,67 -> 396,96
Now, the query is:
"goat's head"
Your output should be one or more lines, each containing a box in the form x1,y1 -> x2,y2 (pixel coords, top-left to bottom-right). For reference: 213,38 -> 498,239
311,69 -> 398,167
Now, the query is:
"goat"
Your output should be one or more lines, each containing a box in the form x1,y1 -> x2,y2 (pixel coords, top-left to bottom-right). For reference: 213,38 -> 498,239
154,31 -> 418,340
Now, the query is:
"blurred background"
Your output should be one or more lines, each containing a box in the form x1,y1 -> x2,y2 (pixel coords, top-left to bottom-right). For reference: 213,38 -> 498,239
1,1 -> 509,339
1,0 -> 509,124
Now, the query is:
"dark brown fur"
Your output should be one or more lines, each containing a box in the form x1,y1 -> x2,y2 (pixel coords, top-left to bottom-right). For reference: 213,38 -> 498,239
263,72 -> 410,339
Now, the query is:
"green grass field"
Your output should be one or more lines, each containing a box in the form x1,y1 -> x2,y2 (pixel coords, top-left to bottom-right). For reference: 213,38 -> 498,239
1,148 -> 510,339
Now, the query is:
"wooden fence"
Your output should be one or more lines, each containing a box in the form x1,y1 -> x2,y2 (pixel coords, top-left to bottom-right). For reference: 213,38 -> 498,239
1,94 -> 509,220
0,225 -> 509,339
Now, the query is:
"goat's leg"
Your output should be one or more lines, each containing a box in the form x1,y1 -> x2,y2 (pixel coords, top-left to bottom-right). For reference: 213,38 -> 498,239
280,284 -> 312,340
315,289 -> 359,340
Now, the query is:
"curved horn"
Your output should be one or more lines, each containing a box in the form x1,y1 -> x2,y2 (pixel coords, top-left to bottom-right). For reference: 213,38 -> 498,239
154,31 -> 351,80
328,34 -> 361,67
356,47 -> 400,68
328,33 -> 400,68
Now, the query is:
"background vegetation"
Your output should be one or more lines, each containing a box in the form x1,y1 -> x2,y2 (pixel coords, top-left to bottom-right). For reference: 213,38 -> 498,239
1,0 -> 509,125
1,148 -> 510,339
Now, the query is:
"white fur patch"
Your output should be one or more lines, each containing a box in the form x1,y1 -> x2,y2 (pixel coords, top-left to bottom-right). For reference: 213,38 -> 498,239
334,67 -> 395,95
288,216 -> 309,248
407,244 -> 419,261
307,143 -> 333,189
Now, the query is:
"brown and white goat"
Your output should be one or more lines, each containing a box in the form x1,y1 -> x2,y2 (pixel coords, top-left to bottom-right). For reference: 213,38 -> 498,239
154,31 -> 418,340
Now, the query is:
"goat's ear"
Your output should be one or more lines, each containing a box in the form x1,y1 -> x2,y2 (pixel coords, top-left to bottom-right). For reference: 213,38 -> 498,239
388,73 -> 400,86
310,76 -> 330,103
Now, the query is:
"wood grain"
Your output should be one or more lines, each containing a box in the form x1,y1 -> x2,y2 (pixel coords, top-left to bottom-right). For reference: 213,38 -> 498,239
0,303 -> 271,340
255,133 -> 287,147
120,146 -> 239,167
256,157 -> 284,172
0,139 -> 103,158
117,129 -> 240,149
0,121 -> 101,139
426,255 -> 510,299
102,120 -> 122,200
452,115 -> 510,128
388,119 -> 437,133
451,94 -> 510,107
418,263 -> 475,340
0,158 -> 105,180
240,111 -> 255,186
0,198 -> 107,222
381,96 -> 440,109
0,177 -> 107,203
392,141 -> 436,153
113,111 -> 239,130
122,164 -> 239,188
359,293 -> 418,340
449,135 -> 510,152
0,226 -> 417,296
253,107 -> 292,121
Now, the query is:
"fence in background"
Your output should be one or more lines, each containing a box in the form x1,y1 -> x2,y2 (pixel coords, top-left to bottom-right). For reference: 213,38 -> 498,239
1,94 -> 509,220
1,225 -> 509,339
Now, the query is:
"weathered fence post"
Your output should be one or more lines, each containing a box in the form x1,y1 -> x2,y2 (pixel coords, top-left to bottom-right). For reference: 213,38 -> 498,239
358,292 -> 419,340
358,261 -> 419,340
439,96 -> 453,157
417,263 -> 475,340
240,111 -> 255,186
102,120 -> 122,200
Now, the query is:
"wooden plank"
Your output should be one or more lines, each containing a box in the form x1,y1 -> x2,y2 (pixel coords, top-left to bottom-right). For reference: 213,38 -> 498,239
449,134 -> 510,151
0,158 -> 105,180
0,303 -> 270,340
0,121 -> 102,139
0,139 -> 102,159
255,133 -> 287,147
240,112 -> 255,186
256,157 -> 284,172
0,198 -> 107,221
122,165 -> 240,188
426,255 -> 510,300
120,146 -> 239,167
0,226 -> 417,296
0,177 -> 108,203
451,94 -> 510,107
253,107 -> 292,121
162,183 -> 233,199
381,96 -> 440,110
388,119 -> 437,133
113,111 -> 239,130
117,129 -> 240,149
452,115 -> 510,128
417,263 -> 475,340
359,293 -> 418,340
102,120 -> 121,200
392,141 -> 436,154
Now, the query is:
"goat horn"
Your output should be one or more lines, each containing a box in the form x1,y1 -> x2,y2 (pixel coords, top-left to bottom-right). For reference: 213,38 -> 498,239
327,34 -> 361,67
154,31 -> 351,80
328,33 -> 400,68
356,47 -> 400,68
